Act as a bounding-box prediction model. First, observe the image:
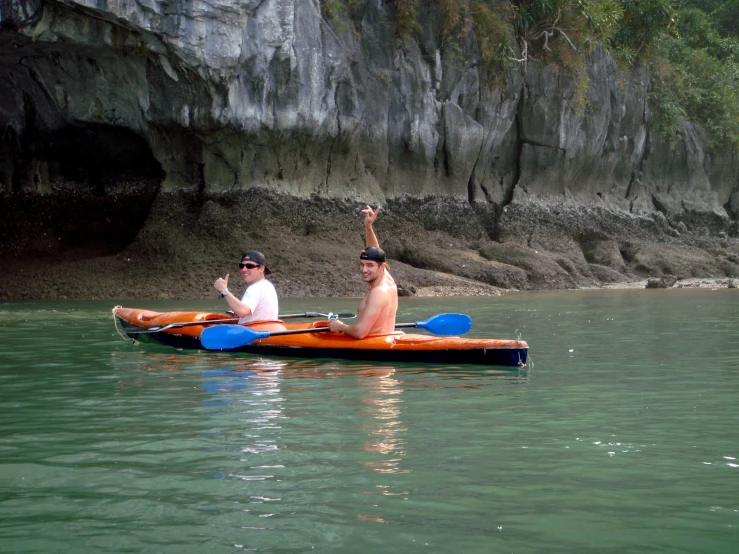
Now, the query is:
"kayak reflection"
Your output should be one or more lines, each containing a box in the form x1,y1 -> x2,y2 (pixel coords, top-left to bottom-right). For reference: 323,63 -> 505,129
357,367 -> 409,475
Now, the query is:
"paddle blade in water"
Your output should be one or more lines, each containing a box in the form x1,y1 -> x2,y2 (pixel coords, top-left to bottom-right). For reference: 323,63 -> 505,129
417,313 -> 472,336
200,325 -> 270,349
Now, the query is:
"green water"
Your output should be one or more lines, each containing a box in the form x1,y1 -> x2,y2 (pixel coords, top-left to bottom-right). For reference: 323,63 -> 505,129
1,291 -> 738,553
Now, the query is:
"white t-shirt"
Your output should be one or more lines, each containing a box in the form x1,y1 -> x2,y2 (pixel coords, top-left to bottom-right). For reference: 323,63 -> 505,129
238,279 -> 279,323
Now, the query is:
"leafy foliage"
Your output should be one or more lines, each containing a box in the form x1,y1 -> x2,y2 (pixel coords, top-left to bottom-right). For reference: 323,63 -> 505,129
611,0 -> 676,56
321,0 -> 346,29
656,6 -> 739,146
317,0 -> 739,147
391,0 -> 422,37
710,0 -> 739,38
508,0 -> 625,60
580,0 -> 624,47
676,0 -> 739,38
648,67 -> 686,143
469,1 -> 516,81
476,0 -> 738,146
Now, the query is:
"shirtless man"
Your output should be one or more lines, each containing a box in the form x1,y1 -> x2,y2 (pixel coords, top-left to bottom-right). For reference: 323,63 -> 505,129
329,205 -> 398,339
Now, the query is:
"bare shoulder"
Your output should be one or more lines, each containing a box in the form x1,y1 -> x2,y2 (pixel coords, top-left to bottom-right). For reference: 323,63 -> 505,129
368,285 -> 391,300
364,286 -> 392,309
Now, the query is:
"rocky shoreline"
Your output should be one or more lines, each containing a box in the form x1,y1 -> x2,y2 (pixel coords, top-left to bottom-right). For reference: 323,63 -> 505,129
3,0 -> 739,304
2,189 -> 738,302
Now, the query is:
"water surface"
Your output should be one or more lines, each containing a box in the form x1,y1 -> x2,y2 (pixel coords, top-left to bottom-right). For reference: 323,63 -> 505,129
1,291 -> 737,552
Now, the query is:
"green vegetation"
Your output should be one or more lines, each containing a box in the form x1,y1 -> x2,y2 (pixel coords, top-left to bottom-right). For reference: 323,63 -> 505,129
321,0 -> 350,33
662,1 -> 739,146
320,0 -> 366,33
468,1 -> 515,80
319,0 -> 739,147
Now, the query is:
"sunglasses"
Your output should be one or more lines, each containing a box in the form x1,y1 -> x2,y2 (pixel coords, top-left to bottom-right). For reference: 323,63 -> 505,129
239,262 -> 261,270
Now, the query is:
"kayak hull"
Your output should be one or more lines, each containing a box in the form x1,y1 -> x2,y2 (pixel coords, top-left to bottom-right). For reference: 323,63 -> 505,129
114,307 -> 529,367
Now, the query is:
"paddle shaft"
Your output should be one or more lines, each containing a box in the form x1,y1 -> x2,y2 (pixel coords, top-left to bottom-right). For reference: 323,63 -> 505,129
125,318 -> 239,334
124,312 -> 357,334
238,321 -> 424,340
279,312 -> 356,319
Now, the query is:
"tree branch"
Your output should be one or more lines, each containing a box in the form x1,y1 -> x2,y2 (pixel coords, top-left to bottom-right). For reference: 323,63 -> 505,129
557,28 -> 580,53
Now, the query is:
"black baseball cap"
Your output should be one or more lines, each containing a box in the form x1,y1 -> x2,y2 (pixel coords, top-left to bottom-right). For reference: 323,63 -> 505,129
360,246 -> 386,263
242,251 -> 271,274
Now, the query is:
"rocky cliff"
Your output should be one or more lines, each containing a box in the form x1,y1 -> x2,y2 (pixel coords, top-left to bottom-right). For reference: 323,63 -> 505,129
1,0 -> 738,300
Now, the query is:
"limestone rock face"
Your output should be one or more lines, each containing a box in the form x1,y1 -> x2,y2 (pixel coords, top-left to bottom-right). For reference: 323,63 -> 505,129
1,0 -> 737,238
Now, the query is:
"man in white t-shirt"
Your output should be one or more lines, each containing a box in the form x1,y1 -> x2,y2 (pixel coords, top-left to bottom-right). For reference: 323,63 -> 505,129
213,251 -> 279,323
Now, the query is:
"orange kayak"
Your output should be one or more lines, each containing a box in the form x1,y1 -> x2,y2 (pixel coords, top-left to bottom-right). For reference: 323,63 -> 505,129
113,307 -> 529,367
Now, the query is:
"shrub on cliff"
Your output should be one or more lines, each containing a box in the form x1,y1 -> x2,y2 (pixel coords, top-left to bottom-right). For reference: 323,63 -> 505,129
648,3 -> 739,146
322,0 -> 739,148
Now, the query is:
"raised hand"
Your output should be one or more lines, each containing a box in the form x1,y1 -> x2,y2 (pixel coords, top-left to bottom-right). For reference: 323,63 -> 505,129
362,204 -> 381,225
214,273 -> 230,294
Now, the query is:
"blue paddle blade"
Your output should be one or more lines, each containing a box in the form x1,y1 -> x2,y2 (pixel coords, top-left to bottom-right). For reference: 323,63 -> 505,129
417,313 -> 472,336
201,325 -> 270,350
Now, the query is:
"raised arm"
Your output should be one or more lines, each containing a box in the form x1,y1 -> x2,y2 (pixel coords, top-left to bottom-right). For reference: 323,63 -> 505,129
362,205 -> 381,248
214,274 -> 253,318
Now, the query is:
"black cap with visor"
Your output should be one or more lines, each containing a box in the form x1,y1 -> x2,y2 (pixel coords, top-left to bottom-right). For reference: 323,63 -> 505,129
360,246 -> 386,263
241,251 -> 271,274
